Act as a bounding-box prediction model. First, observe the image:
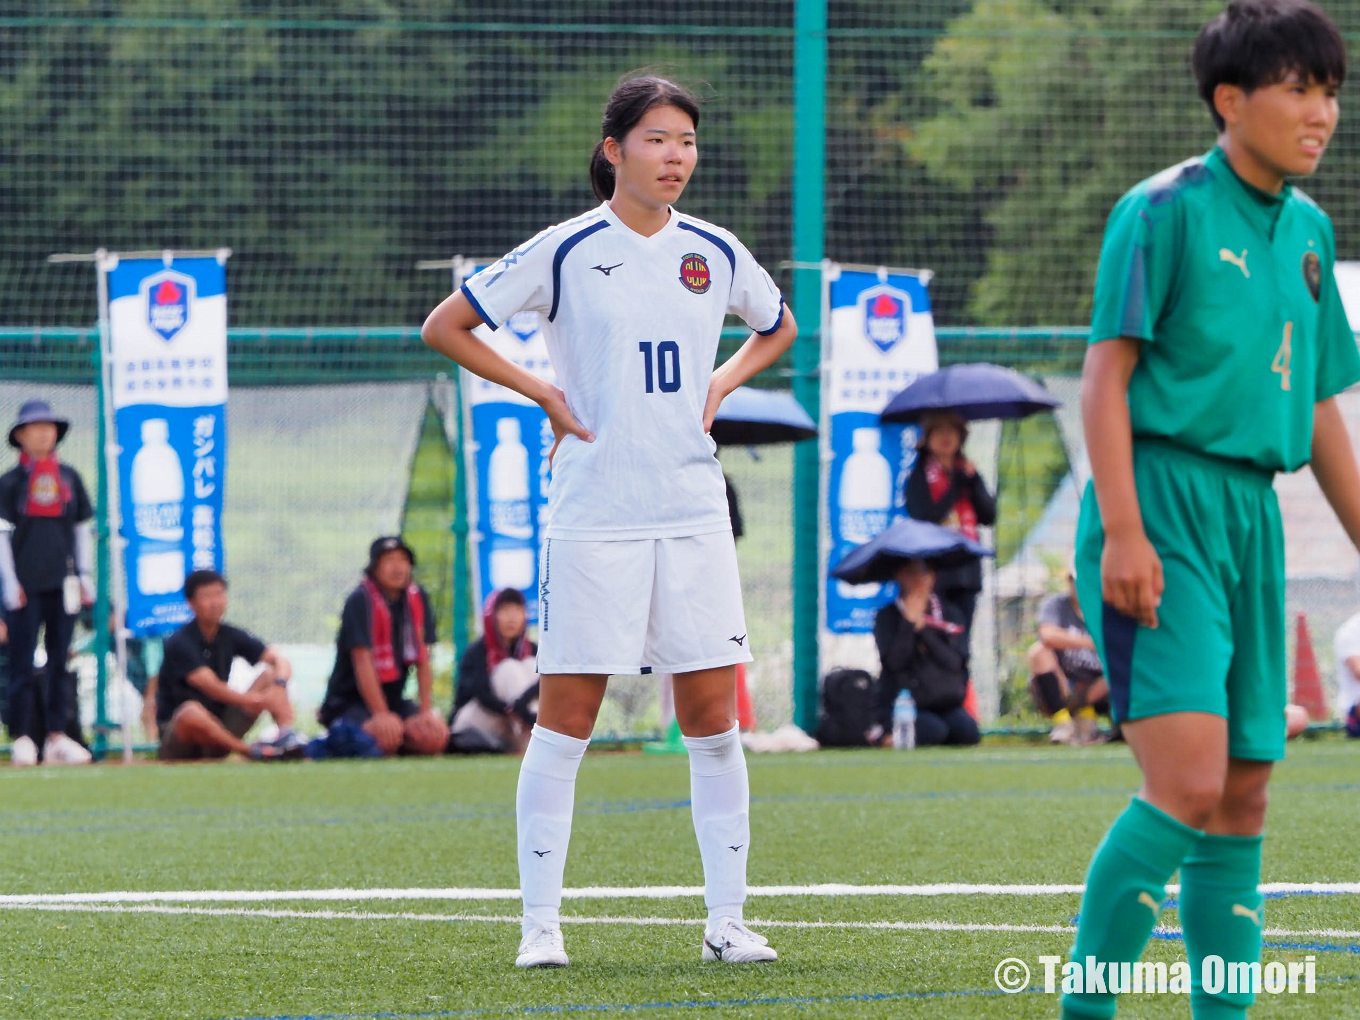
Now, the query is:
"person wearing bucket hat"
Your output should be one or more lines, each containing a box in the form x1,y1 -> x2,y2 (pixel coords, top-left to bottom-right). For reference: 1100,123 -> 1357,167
0,399 -> 94,766
317,536 -> 446,756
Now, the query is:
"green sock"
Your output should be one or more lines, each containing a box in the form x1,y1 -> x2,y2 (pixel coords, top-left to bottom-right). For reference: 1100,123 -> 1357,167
1061,798 -> 1202,1020
1178,833 -> 1264,1020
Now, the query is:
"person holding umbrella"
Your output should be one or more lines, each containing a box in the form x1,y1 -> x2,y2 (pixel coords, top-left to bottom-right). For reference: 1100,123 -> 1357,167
883,362 -> 1059,638
904,412 -> 995,635
0,399 -> 95,766
831,518 -> 993,747
874,558 -> 980,747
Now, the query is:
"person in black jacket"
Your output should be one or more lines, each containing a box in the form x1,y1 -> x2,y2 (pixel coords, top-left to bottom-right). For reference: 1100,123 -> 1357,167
0,400 -> 95,766
449,587 -> 539,753
873,558 -> 980,747
904,412 -> 996,635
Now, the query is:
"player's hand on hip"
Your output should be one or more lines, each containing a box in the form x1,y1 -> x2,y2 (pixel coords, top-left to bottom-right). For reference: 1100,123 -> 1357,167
1101,530 -> 1163,630
540,386 -> 593,469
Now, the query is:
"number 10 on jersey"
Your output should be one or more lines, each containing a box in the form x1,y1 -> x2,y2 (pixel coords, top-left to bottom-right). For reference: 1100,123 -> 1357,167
639,341 -> 682,393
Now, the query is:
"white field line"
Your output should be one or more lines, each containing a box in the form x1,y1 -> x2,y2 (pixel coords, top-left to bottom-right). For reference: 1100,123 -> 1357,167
3,881 -> 1359,906
3,902 -> 1359,942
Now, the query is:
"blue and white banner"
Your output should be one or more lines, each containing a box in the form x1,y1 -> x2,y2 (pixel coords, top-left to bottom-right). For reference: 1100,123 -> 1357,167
456,260 -> 555,624
823,267 -> 938,633
105,255 -> 228,636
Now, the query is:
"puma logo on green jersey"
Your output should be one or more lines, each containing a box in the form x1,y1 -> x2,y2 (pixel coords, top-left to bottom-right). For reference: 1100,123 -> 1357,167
1219,247 -> 1250,278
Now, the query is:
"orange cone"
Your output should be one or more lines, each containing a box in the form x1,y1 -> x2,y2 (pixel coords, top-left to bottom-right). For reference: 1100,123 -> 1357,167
962,680 -> 979,721
1292,614 -> 1329,721
735,661 -> 756,731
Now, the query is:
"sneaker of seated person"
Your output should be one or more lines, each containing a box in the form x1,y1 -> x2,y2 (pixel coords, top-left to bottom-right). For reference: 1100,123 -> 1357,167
701,918 -> 778,963
1048,709 -> 1076,746
249,733 -> 305,762
1072,713 -> 1101,746
10,735 -> 38,767
44,732 -> 92,765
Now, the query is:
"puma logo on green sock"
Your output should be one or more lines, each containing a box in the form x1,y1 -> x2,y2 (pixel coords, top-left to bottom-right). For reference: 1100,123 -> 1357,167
1232,903 -> 1262,926
1138,891 -> 1161,915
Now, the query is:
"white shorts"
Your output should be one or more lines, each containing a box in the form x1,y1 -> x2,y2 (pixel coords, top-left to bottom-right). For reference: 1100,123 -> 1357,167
536,530 -> 752,675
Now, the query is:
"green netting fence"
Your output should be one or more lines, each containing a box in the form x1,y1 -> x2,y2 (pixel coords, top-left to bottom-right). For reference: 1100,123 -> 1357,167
3,2 -> 1359,749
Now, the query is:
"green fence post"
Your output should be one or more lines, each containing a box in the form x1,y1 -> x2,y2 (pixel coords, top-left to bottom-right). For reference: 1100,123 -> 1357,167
450,372 -> 471,665
791,0 -> 826,734
91,338 -> 110,760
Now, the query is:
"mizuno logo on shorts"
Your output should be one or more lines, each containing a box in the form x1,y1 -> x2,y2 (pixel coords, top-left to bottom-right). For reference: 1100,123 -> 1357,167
728,634 -> 746,646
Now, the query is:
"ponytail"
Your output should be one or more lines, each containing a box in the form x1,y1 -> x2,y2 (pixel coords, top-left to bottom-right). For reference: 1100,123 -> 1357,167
590,140 -> 615,201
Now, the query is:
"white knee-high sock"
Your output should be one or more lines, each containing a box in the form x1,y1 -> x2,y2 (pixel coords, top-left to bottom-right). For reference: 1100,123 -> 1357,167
517,724 -> 589,933
682,724 -> 749,927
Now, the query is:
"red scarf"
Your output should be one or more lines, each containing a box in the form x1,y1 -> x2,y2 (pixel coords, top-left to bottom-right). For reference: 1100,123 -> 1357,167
922,593 -> 963,636
483,590 -> 533,674
19,452 -> 71,518
925,455 -> 978,540
362,577 -> 428,682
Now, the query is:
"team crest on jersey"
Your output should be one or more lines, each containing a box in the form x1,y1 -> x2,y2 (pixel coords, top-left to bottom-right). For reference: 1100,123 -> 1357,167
142,271 -> 194,342
860,285 -> 910,354
1302,251 -> 1322,302
679,253 -> 711,294
28,473 -> 60,508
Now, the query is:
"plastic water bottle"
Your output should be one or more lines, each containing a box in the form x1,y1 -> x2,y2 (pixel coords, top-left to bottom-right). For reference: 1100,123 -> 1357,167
892,689 -> 917,750
130,418 -> 185,596
487,417 -> 534,590
837,427 -> 894,596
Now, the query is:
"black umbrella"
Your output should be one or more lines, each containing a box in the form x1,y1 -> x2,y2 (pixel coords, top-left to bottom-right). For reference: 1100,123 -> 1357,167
880,362 -> 1060,424
711,387 -> 817,446
831,517 -> 994,586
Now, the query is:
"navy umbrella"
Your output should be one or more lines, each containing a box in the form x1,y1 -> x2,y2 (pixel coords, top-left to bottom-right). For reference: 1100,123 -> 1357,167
831,517 -> 994,585
880,362 -> 1060,424
711,386 -> 818,445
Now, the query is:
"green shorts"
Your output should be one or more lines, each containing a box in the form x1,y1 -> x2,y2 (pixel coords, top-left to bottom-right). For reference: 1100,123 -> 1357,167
1074,439 -> 1286,761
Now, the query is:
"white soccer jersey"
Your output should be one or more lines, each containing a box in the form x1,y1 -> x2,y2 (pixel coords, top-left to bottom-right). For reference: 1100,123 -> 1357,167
462,202 -> 784,541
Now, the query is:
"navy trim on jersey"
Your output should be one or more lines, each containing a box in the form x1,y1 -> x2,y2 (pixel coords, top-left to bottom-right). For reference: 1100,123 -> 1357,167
1101,602 -> 1137,723
460,283 -> 499,331
549,219 -> 611,322
755,299 -> 786,336
678,221 -> 736,278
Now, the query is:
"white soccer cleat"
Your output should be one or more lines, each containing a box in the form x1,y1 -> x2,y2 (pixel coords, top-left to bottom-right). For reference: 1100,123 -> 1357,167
701,918 -> 778,963
43,733 -> 92,765
10,735 -> 38,767
515,922 -> 568,968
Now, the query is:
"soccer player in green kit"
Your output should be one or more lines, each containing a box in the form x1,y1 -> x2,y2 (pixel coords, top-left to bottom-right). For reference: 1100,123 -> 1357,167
1064,3 -> 1360,1019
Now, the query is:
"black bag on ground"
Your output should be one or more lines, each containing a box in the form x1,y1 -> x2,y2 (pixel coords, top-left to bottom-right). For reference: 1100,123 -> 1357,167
816,667 -> 883,747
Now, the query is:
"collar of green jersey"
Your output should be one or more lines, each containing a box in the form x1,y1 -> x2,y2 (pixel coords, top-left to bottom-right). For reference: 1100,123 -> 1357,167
1204,145 -> 1288,238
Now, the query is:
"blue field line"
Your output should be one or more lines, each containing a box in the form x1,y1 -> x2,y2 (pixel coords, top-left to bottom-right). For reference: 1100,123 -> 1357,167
1149,929 -> 1360,957
212,974 -> 1360,1020
214,987 -> 1027,1020
6,780 -> 1360,838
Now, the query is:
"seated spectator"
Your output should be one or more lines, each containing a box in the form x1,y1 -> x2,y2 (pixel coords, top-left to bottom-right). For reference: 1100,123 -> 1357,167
449,588 -> 539,753
873,559 -> 980,747
318,536 -> 447,756
904,412 -> 996,637
157,570 -> 303,761
1027,562 -> 1110,746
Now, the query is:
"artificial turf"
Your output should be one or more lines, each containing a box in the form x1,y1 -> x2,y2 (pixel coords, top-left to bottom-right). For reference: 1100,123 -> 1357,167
3,740 -> 1358,1020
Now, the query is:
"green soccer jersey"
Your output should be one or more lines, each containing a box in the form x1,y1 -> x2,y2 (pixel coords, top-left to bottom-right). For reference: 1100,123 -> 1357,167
1091,145 -> 1360,473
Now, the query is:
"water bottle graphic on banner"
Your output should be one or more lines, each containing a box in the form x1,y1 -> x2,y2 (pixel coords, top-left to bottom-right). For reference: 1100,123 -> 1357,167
837,427 -> 893,597
487,416 -> 535,590
131,418 -> 186,596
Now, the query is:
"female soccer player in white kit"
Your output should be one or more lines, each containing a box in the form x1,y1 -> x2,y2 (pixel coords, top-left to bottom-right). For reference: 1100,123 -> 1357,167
421,76 -> 798,968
